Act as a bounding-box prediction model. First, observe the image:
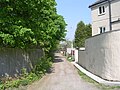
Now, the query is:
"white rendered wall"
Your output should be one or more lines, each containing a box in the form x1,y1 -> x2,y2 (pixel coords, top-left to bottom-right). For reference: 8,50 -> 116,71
85,30 -> 120,81
75,50 -> 78,62
67,48 -> 72,54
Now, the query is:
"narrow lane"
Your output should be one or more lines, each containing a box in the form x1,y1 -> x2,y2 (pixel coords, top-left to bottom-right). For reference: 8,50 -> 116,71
27,53 -> 100,90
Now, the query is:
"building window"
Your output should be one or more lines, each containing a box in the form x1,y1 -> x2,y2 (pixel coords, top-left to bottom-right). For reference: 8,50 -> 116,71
98,6 -> 105,15
99,27 -> 106,34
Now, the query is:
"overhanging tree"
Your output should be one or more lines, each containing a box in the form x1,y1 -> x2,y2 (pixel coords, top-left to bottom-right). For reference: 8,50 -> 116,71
0,0 -> 67,52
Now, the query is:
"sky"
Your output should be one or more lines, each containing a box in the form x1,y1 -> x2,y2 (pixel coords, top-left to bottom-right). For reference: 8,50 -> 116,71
56,0 -> 96,40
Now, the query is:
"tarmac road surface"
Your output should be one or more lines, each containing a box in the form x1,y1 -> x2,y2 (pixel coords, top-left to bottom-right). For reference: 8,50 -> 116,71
27,53 -> 100,90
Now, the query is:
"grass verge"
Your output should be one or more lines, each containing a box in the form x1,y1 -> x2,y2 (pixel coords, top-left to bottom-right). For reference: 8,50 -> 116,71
66,55 -> 74,62
78,69 -> 120,90
67,57 -> 73,62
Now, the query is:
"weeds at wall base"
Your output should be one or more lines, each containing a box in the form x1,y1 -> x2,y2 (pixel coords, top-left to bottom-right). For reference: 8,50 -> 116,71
0,56 -> 52,90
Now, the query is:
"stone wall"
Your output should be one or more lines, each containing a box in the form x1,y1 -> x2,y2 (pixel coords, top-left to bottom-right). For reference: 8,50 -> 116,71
0,48 -> 43,77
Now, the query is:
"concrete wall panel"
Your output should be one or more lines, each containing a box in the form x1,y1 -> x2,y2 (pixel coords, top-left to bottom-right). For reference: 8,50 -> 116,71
0,48 -> 43,77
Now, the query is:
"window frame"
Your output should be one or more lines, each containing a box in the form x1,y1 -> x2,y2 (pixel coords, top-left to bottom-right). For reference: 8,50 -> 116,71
99,27 -> 106,34
98,5 -> 106,15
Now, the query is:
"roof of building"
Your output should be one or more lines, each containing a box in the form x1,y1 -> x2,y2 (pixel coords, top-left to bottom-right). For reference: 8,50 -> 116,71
89,0 -> 108,8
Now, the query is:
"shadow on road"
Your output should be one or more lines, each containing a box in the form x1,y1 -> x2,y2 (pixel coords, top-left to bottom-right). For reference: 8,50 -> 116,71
53,59 -> 63,63
47,54 -> 64,74
53,55 -> 64,63
47,67 -> 55,74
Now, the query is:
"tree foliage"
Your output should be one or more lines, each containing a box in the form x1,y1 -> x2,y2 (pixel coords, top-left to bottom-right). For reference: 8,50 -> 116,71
59,40 -> 72,51
0,0 -> 66,51
74,21 -> 92,48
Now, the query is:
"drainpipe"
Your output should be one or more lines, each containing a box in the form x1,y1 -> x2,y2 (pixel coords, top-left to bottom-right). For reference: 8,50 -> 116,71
108,0 -> 112,31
